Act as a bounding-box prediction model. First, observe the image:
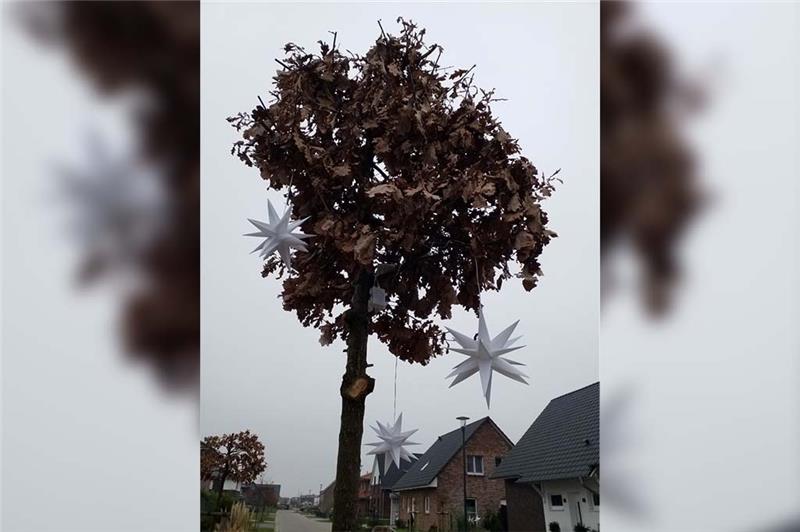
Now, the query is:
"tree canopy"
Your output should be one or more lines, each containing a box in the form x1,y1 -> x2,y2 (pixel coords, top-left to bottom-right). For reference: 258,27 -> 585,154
201,430 -> 266,486
230,18 -> 556,364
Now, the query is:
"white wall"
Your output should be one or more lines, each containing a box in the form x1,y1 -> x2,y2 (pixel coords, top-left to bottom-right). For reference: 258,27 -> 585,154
541,479 -> 599,532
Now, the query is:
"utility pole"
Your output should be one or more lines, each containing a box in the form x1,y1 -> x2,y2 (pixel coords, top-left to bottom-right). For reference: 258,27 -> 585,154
457,416 -> 470,531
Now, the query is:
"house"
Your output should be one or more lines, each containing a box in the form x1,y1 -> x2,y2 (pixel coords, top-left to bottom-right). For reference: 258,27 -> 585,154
316,473 -> 372,519
369,453 -> 419,523
493,383 -> 599,532
391,417 -> 513,531
241,483 -> 281,509
202,473 -> 244,493
357,472 -> 373,518
318,480 -> 336,516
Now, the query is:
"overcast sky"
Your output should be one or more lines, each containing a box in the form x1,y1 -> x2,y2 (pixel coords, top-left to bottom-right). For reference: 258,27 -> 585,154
201,2 -> 598,497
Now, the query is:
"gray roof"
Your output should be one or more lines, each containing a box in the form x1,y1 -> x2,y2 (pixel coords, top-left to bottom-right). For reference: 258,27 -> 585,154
375,453 -> 419,489
392,417 -> 507,491
493,382 -> 599,483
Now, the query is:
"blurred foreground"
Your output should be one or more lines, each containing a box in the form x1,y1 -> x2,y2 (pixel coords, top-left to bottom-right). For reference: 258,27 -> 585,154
601,3 -> 799,532
2,2 -> 198,531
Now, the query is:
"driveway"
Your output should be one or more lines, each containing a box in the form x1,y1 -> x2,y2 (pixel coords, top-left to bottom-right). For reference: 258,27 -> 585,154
275,510 -> 332,532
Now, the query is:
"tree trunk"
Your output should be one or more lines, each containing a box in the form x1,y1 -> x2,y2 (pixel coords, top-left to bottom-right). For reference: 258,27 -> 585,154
332,271 -> 375,531
215,467 -> 229,510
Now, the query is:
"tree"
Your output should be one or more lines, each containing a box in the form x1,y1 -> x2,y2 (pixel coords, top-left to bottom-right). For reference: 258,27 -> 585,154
230,19 -> 556,530
32,2 -> 201,390
601,2 -> 701,314
201,430 -> 266,501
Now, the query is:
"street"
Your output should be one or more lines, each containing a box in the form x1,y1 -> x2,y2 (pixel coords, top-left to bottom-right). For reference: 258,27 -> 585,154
275,509 -> 332,532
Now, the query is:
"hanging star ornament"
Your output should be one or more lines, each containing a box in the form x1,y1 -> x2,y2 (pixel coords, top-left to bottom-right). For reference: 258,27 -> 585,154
245,199 -> 312,270
366,413 -> 419,468
445,308 -> 529,407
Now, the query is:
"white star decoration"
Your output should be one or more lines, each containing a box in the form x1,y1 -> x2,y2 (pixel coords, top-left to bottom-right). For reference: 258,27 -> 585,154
366,413 -> 419,468
245,199 -> 312,270
60,131 -> 166,267
445,308 -> 529,407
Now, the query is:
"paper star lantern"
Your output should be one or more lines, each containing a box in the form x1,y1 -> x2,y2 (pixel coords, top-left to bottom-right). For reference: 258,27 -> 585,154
245,199 -> 312,270
366,413 -> 419,468
61,131 -> 166,266
445,308 -> 529,407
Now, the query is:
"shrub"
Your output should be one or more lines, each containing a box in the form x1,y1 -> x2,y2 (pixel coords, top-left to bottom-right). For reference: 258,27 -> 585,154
549,522 -> 561,532
481,510 -> 503,532
214,502 -> 253,532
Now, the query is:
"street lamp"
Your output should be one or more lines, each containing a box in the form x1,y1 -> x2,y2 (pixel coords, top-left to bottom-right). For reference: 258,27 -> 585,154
456,416 -> 470,531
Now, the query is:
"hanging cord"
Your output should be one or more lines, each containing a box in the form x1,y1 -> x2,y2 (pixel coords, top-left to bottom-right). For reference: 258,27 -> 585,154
474,255 -> 482,310
393,356 -> 398,420
285,175 -> 294,208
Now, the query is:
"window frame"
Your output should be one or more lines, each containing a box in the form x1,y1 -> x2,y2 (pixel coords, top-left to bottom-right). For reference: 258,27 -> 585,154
548,493 -> 565,511
466,455 -> 485,476
465,498 -> 479,521
424,496 -> 430,514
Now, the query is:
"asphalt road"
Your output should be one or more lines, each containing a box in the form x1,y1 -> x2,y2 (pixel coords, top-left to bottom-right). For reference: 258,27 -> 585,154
275,510 -> 333,532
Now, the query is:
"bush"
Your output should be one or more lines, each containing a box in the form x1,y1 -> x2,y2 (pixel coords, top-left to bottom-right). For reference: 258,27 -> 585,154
481,510 -> 503,532
201,489 -> 240,513
395,518 -> 407,529
455,515 -> 476,531
549,522 -> 561,532
574,525 -> 592,532
201,490 -> 243,532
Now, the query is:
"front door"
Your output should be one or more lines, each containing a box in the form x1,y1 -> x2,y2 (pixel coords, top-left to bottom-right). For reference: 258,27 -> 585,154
566,492 -> 584,529
389,494 -> 399,526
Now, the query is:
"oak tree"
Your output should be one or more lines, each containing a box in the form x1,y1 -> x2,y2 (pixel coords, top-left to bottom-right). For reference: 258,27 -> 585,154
230,19 -> 556,530
201,430 -> 266,500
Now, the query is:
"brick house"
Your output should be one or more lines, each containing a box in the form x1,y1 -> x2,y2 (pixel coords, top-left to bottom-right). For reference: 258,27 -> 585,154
368,453 -> 419,522
241,483 -> 281,509
391,417 -> 513,531
357,472 -> 372,518
493,383 -> 599,532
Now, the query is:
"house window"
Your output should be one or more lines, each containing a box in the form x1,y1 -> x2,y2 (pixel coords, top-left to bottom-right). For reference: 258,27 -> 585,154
466,455 -> 484,475
495,456 -> 503,467
411,497 -> 416,513
592,492 -> 600,507
424,496 -> 430,514
549,493 -> 564,510
466,498 -> 478,521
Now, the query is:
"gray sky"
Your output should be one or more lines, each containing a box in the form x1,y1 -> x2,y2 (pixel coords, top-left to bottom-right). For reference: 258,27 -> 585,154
201,2 -> 598,497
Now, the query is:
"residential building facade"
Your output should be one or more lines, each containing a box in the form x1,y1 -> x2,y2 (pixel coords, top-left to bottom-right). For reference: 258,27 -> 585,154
357,472 -> 372,519
241,483 -> 281,509
318,480 -> 336,516
392,417 -> 512,531
493,382 -> 600,532
369,453 -> 418,522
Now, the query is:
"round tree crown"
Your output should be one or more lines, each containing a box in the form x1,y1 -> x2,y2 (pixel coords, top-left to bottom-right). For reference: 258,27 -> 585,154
230,19 -> 557,363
